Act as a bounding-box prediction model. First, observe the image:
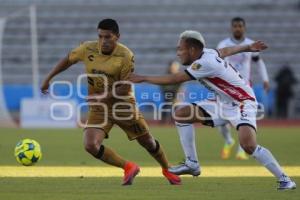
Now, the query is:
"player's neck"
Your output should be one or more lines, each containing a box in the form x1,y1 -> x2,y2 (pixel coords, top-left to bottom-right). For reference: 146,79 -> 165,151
192,51 -> 203,62
231,36 -> 245,43
102,51 -> 113,55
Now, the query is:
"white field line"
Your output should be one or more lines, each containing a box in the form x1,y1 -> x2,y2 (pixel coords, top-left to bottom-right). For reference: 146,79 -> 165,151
0,166 -> 300,177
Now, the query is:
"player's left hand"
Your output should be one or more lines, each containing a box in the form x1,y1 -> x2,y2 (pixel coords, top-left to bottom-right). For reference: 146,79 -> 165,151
129,74 -> 145,83
249,41 -> 268,52
40,80 -> 50,94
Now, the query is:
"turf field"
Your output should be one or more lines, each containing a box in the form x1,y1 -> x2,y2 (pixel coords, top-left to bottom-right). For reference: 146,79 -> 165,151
0,126 -> 299,200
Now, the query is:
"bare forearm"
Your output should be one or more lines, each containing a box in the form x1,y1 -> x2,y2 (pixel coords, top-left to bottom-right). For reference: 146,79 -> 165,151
218,45 -> 250,58
45,56 -> 73,81
130,72 -> 191,85
143,75 -> 179,85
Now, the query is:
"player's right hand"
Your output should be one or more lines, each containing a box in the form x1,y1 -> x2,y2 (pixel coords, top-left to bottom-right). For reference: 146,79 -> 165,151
249,41 -> 268,52
40,80 -> 50,94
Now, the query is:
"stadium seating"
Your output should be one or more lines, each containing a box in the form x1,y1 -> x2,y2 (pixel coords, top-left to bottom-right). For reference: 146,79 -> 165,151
0,0 -> 299,117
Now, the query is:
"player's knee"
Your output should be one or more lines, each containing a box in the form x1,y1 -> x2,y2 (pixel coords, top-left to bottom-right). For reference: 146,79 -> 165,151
240,142 -> 256,154
174,108 -> 190,123
175,108 -> 186,119
146,139 -> 160,154
144,142 -> 156,152
84,140 -> 100,155
174,105 -> 197,123
137,134 -> 159,152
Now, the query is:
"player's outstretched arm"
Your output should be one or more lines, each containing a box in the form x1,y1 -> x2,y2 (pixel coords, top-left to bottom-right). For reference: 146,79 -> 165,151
40,56 -> 75,94
129,72 -> 191,85
218,40 -> 268,58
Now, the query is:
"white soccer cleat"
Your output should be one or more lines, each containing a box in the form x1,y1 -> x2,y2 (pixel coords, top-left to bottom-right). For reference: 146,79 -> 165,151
169,162 -> 201,177
277,175 -> 296,190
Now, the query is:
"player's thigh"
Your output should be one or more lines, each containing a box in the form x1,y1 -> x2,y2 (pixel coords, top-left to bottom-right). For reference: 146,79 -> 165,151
174,103 -> 208,124
115,112 -> 149,141
237,125 -> 257,143
85,109 -> 114,139
189,100 -> 227,126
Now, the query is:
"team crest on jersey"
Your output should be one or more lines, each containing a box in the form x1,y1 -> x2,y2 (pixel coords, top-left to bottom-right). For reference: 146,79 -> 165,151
88,55 -> 94,61
191,63 -> 201,70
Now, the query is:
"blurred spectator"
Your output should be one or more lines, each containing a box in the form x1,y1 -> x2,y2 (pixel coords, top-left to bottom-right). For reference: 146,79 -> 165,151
275,64 -> 298,118
160,60 -> 181,124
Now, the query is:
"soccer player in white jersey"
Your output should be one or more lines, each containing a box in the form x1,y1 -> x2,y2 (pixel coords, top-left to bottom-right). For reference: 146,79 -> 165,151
130,30 -> 296,190
169,17 -> 271,176
216,17 -> 270,160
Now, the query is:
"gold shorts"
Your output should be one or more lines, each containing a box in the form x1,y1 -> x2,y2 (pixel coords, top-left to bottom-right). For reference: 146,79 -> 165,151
85,104 -> 149,140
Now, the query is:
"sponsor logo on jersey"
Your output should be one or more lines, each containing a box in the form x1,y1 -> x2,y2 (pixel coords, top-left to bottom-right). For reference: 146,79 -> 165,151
191,63 -> 201,70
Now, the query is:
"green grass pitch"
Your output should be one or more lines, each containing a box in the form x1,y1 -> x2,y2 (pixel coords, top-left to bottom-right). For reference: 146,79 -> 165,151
0,126 -> 299,199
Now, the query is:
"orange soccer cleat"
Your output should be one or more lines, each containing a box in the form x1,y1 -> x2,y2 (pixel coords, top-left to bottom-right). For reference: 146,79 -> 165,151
221,140 -> 235,160
122,162 -> 140,185
162,168 -> 182,185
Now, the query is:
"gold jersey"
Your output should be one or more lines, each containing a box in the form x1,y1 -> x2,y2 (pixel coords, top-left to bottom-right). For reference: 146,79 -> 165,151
68,41 -> 136,106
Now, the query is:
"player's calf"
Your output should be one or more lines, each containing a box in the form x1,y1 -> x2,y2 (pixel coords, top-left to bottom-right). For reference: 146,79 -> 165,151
137,134 -> 181,184
137,134 -> 169,169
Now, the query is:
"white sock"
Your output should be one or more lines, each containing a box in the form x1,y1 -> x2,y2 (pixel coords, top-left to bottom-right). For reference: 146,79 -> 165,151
218,124 -> 234,144
175,122 -> 199,167
252,145 -> 286,180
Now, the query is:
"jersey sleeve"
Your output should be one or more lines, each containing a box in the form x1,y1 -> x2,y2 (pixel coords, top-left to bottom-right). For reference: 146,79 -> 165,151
256,58 -> 269,82
120,53 -> 135,80
216,41 -> 225,49
251,51 -> 260,59
185,60 -> 214,80
68,42 -> 86,63
204,48 -> 220,57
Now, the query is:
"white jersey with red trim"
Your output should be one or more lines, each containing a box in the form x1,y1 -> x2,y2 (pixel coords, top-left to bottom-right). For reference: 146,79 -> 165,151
217,37 -> 259,83
185,48 -> 256,103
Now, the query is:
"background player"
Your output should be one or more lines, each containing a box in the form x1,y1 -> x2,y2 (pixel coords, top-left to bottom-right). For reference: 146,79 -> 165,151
40,18 -> 180,185
217,17 -> 270,160
130,30 -> 296,190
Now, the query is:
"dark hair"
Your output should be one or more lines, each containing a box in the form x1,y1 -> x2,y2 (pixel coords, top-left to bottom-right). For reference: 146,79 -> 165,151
97,18 -> 119,34
231,17 -> 246,26
183,38 -> 204,50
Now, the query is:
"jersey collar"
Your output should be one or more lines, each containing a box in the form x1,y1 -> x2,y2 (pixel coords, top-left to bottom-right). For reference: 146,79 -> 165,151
97,41 -> 119,56
230,37 -> 246,45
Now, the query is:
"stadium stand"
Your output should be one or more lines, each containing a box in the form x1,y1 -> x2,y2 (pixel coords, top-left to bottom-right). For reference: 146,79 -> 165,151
0,0 -> 299,117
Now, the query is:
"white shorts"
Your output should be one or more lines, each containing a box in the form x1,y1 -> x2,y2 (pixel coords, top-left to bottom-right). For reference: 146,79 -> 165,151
193,99 -> 258,131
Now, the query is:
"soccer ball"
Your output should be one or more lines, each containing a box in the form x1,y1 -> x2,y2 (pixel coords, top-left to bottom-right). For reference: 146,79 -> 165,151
14,139 -> 42,166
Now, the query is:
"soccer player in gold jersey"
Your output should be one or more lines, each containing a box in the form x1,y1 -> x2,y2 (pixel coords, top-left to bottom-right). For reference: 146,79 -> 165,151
40,19 -> 180,185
